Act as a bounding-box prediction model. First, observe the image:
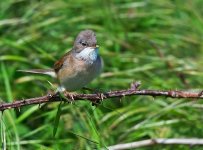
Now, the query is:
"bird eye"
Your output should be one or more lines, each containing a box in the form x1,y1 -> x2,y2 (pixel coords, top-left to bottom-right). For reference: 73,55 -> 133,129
81,41 -> 87,46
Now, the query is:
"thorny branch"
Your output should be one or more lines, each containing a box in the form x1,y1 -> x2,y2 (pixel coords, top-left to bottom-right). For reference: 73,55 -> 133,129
0,82 -> 203,111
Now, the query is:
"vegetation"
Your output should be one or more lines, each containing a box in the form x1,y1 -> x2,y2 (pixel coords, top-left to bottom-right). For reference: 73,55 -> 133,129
0,0 -> 203,149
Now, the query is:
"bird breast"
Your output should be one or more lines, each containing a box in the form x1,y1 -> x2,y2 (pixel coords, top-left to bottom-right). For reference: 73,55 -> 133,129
57,55 -> 102,91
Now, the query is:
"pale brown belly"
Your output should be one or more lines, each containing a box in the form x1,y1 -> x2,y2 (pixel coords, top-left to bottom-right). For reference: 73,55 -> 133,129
58,56 -> 102,91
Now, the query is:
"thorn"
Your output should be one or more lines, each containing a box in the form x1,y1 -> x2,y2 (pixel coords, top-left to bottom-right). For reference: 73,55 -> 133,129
99,93 -> 104,101
198,90 -> 203,96
130,81 -> 141,90
47,93 -> 53,98
122,94 -> 126,97
17,107 -> 20,112
91,100 -> 99,106
119,97 -> 122,103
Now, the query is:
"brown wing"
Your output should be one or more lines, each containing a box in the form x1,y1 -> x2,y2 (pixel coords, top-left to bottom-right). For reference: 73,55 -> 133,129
54,51 -> 71,73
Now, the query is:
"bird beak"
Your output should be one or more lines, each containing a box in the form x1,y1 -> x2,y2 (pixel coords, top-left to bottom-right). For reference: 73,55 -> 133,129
90,45 -> 99,49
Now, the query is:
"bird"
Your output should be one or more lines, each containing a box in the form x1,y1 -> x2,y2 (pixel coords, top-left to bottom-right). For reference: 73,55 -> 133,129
19,30 -> 103,92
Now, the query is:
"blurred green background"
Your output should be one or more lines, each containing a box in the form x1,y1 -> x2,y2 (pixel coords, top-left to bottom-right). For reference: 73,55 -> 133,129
0,0 -> 203,149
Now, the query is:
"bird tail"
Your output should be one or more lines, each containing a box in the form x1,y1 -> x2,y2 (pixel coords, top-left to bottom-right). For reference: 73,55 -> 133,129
18,69 -> 56,78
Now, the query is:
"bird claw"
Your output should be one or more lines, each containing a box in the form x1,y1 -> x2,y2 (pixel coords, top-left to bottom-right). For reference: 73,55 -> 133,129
92,93 -> 104,106
63,91 -> 75,104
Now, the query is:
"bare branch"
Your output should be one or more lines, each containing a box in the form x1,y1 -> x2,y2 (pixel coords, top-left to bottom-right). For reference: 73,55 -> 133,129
0,82 -> 203,111
107,138 -> 203,150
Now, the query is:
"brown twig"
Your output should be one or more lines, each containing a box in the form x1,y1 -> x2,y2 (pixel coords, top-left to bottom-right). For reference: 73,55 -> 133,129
0,82 -> 203,111
107,138 -> 203,150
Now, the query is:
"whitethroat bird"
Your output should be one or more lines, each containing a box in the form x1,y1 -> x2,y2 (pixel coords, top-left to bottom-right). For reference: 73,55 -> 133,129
19,30 -> 103,92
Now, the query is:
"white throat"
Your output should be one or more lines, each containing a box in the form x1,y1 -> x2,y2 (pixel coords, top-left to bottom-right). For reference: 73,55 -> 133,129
76,47 -> 98,64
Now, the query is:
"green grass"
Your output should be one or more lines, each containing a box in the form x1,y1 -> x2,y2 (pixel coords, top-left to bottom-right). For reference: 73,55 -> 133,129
0,0 -> 203,149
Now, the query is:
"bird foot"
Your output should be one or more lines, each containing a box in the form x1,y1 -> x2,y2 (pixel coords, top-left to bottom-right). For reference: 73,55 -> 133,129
63,91 -> 75,104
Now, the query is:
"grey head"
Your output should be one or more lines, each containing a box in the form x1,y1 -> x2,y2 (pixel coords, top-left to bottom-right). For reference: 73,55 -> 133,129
73,30 -> 97,53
